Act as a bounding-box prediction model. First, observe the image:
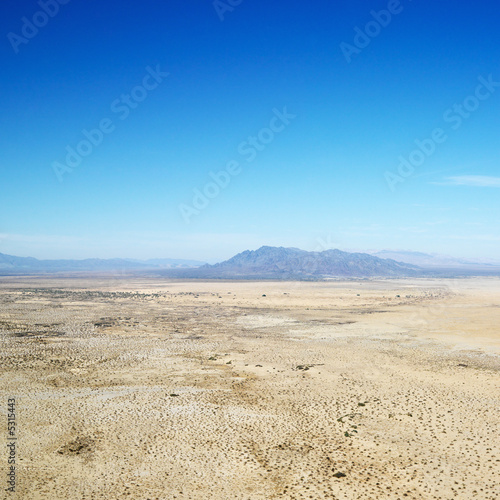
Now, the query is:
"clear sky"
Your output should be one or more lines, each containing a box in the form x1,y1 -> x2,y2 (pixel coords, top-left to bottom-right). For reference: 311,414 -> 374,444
1,0 -> 499,262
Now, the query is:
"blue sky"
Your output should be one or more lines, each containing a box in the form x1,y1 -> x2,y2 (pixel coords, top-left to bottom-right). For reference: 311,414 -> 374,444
1,0 -> 499,262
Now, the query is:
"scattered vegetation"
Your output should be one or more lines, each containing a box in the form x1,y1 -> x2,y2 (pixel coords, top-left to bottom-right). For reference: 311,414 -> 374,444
293,363 -> 324,371
57,436 -> 94,456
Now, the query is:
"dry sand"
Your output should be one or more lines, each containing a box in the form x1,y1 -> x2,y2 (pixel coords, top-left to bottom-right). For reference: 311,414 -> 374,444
0,276 -> 499,499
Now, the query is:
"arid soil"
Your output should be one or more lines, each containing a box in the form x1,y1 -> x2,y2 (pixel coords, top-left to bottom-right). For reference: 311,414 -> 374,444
0,276 -> 499,499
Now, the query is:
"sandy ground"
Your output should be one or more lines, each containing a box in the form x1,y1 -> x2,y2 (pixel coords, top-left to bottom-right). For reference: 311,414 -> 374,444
0,276 -> 499,499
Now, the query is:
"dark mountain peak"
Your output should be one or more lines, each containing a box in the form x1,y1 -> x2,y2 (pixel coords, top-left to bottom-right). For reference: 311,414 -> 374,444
252,246 -> 304,256
201,246 -> 422,279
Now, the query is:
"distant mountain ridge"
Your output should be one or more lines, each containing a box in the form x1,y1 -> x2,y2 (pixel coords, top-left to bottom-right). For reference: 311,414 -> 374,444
2,247 -> 499,278
370,250 -> 500,270
0,253 -> 205,273
191,246 -> 422,278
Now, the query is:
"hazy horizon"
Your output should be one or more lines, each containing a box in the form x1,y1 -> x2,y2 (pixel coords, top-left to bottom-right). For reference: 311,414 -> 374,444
2,244 -> 500,267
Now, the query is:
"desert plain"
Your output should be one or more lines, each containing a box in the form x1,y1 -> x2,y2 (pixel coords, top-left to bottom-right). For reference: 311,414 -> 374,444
0,276 -> 499,499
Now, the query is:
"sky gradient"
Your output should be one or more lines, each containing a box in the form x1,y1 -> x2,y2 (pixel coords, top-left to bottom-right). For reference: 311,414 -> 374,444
1,0 -> 499,262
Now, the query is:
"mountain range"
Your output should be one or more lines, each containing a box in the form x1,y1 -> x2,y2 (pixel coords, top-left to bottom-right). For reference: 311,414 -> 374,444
1,247 -> 499,278
187,246 -> 422,279
0,253 -> 205,274
370,250 -> 500,270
